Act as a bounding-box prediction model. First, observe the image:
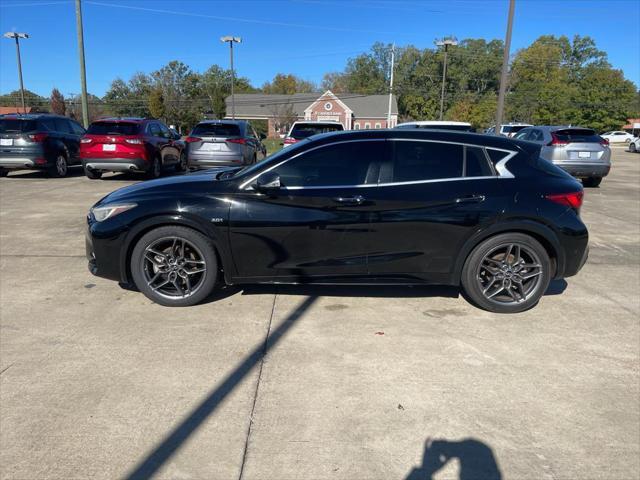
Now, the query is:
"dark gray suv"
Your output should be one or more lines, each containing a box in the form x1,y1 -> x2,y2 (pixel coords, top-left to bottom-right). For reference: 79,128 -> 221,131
0,114 -> 86,177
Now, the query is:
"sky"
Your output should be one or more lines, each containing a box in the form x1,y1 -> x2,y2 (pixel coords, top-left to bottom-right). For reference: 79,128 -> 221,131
0,0 -> 638,98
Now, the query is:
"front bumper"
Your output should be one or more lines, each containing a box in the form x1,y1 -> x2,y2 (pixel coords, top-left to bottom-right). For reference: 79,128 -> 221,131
83,157 -> 148,173
86,217 -> 128,282
555,162 -> 610,179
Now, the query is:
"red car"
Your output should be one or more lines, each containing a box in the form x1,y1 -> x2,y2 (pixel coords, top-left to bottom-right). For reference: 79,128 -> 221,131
80,118 -> 187,179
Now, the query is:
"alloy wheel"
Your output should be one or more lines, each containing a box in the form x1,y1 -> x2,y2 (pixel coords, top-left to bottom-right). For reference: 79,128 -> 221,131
476,242 -> 544,305
56,155 -> 68,176
142,236 -> 207,299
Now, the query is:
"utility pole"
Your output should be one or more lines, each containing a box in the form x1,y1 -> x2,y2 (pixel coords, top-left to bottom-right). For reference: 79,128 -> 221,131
75,0 -> 89,128
3,32 -> 29,114
220,36 -> 242,120
387,44 -> 395,128
495,0 -> 516,133
436,37 -> 457,121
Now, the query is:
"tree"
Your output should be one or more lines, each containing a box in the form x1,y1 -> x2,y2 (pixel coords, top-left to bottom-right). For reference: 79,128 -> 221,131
199,65 -> 254,119
268,102 -> 298,135
262,73 -> 316,94
50,88 -> 66,116
0,89 -> 47,111
148,88 -> 165,121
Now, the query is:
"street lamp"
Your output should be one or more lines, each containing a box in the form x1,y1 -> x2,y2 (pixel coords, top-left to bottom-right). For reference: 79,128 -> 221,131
3,32 -> 29,114
436,37 -> 457,121
220,36 -> 242,120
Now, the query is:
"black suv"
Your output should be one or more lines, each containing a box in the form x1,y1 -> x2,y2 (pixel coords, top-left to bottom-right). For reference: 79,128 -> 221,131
0,114 -> 86,177
86,129 -> 589,313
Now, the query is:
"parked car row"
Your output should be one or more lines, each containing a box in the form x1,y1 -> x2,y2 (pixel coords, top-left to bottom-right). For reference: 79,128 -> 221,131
0,114 -> 268,179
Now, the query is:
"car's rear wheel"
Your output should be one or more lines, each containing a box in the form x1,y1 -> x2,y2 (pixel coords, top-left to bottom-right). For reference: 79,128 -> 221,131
629,143 -> 637,153
85,167 -> 102,179
582,177 -> 602,188
461,233 -> 551,313
147,156 -> 161,179
48,153 -> 68,177
175,151 -> 187,172
131,226 -> 218,307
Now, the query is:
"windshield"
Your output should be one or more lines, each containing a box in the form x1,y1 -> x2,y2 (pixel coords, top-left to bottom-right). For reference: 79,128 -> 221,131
290,123 -> 343,139
87,122 -> 140,135
192,123 -> 241,137
554,128 -> 601,143
229,139 -> 311,179
0,119 -> 38,133
502,125 -> 528,133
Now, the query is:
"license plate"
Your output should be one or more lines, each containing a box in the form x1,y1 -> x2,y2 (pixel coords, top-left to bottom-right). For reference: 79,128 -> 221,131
0,138 -> 12,146
578,151 -> 591,158
102,144 -> 116,151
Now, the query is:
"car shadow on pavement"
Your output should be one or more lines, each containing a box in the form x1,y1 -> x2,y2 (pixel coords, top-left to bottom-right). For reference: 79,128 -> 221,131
123,295 -> 317,480
2,166 -> 86,179
405,437 -> 502,480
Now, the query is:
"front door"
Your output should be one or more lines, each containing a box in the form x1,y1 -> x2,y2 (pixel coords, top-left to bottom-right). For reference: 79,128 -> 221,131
228,139 -> 387,281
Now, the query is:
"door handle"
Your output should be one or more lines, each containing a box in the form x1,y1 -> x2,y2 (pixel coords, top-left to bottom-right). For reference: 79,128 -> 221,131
455,195 -> 485,204
332,195 -> 366,205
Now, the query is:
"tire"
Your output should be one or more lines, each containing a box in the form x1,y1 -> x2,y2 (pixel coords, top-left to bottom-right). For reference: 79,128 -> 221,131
625,138 -> 631,144
0,168 -> 8,177
461,233 -> 551,314
85,167 -> 102,179
48,153 -> 69,178
147,156 -> 161,179
175,151 -> 187,172
130,225 -> 218,307
582,177 -> 602,188
629,143 -> 637,153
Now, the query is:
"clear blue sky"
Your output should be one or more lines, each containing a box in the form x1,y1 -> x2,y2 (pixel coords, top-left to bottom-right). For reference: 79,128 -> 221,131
1,0 -> 638,98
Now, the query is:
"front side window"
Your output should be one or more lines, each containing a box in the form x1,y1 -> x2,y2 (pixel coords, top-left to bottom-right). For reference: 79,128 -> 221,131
148,123 -> 161,137
69,120 -> 85,136
391,141 -> 463,183
271,141 -> 382,187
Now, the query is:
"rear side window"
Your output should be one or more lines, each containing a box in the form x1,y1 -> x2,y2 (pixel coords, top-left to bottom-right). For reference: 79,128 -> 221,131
69,121 -> 85,135
273,141 -> 382,187
54,118 -> 72,134
0,119 -> 38,133
465,146 -> 494,177
553,128 -> 601,143
502,125 -> 528,134
87,122 -> 140,135
290,123 -> 343,140
391,141 -> 463,182
191,123 -> 241,137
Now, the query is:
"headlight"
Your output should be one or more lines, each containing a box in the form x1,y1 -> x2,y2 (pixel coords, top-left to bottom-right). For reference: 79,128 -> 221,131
90,203 -> 137,222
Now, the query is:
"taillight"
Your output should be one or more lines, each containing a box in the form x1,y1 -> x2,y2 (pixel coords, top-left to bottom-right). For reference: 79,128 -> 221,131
226,137 -> 246,145
185,136 -> 202,143
600,138 -> 609,146
548,133 -> 568,146
80,138 -> 92,144
26,133 -> 48,143
125,138 -> 143,145
546,191 -> 584,210
283,137 -> 296,144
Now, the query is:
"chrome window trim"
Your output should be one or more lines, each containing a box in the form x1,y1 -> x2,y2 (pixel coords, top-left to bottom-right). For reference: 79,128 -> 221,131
239,138 -> 517,190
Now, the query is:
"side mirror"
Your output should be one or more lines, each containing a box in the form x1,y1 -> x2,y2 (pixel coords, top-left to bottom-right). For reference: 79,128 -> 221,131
253,171 -> 281,194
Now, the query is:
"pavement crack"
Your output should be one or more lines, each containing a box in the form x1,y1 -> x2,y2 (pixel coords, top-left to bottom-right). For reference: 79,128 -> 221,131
0,363 -> 15,376
238,292 -> 278,480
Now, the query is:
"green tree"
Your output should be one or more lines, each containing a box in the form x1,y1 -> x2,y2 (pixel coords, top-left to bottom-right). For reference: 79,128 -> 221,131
0,89 -> 47,111
262,73 -> 316,94
50,88 -> 66,116
148,88 -> 166,121
199,65 -> 254,119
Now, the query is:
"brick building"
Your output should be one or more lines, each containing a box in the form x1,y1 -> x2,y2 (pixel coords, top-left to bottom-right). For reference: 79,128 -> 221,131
224,90 -> 398,137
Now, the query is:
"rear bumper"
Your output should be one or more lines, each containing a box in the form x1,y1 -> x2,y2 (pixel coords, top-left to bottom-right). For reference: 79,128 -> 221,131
0,157 -> 40,170
188,151 -> 246,168
83,157 -> 147,172
554,162 -> 610,178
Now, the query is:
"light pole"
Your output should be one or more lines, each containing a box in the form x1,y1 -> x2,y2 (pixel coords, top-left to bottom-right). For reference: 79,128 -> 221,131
436,37 -> 457,121
220,36 -> 241,120
75,0 -> 90,128
495,0 -> 516,133
3,32 -> 29,114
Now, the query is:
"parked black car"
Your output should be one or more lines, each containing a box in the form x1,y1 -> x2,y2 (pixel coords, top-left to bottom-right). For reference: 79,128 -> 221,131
0,114 -> 86,177
86,129 -> 588,313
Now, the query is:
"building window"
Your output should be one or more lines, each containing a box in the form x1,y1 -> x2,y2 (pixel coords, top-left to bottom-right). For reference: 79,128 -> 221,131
324,102 -> 333,111
375,122 -> 381,129
364,122 -> 371,129
354,123 -> 360,130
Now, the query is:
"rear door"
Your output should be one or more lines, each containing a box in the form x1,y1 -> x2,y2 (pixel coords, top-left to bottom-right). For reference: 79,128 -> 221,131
228,139 -> 386,280
157,122 -> 180,165
364,139 -> 508,281
65,119 -> 85,163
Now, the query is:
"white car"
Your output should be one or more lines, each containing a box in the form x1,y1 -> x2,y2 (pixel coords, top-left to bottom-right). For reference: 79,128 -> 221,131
601,131 -> 635,143
283,121 -> 344,147
395,121 -> 474,132
629,136 -> 640,153
485,123 -> 533,138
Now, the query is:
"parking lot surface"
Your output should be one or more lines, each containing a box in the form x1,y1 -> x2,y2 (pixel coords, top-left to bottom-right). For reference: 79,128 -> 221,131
1,149 -> 639,479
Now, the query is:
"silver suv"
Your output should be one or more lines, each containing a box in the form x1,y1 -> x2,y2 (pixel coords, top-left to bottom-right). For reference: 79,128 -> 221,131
185,120 -> 266,169
514,125 -> 611,187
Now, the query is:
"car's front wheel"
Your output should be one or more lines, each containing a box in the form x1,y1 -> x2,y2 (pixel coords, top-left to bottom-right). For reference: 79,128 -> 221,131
461,233 -> 552,313
629,143 -> 637,153
130,226 -> 218,307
